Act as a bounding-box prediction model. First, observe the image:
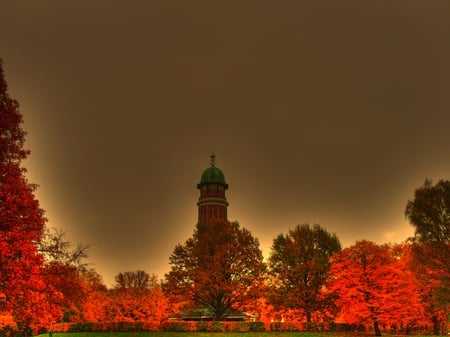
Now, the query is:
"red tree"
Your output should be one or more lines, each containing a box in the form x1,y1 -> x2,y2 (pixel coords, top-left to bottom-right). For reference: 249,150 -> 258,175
165,221 -> 266,320
329,241 -> 423,336
0,60 -> 59,334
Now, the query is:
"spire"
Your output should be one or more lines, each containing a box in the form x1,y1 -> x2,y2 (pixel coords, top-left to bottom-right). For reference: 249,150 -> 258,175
210,152 -> 216,167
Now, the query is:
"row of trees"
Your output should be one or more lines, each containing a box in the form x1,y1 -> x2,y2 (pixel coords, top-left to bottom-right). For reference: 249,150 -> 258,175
29,222 -> 447,336
162,180 -> 449,336
12,226 -> 445,335
164,221 -> 448,336
0,59 -> 448,335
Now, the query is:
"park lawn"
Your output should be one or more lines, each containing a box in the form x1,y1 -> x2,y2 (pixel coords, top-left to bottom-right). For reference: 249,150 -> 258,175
35,333 -> 366,337
33,333 -> 442,337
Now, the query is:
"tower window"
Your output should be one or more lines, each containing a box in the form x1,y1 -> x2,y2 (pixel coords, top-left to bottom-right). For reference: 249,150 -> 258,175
209,206 -> 216,218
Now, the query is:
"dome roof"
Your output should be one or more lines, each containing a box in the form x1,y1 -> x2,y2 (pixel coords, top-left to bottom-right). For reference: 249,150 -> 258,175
197,154 -> 228,188
200,166 -> 227,185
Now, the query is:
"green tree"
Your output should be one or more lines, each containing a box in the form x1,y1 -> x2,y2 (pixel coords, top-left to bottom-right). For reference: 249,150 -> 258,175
164,221 -> 265,320
268,223 -> 341,323
405,179 -> 450,335
405,179 -> 450,244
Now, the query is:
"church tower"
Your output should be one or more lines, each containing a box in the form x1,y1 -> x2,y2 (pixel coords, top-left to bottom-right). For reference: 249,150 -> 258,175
197,154 -> 229,225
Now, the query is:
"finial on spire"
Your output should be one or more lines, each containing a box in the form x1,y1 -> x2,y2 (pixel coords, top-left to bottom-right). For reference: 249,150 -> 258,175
210,152 -> 216,167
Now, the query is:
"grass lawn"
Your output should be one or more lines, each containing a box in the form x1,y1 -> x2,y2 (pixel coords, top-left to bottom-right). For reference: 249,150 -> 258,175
36,334 -> 361,337
34,332 -> 443,337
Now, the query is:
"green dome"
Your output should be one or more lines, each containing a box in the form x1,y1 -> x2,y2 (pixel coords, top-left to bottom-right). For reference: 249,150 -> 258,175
197,154 -> 228,188
199,166 -> 227,186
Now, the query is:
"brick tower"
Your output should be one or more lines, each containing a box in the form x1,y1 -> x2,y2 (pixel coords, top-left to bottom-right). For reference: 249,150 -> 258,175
197,154 -> 229,225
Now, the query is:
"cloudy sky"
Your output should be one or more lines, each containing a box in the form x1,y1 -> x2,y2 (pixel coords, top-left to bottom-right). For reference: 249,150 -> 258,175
1,1 -> 449,286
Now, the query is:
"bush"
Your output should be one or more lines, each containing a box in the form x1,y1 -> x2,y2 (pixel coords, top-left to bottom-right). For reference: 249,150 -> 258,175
248,321 -> 265,332
0,326 -> 14,337
68,322 -> 94,332
162,320 -> 265,332
329,322 -> 365,332
60,321 -> 159,333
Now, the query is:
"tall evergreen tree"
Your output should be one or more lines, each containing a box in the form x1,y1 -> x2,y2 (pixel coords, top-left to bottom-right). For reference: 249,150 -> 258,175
0,60 -> 58,334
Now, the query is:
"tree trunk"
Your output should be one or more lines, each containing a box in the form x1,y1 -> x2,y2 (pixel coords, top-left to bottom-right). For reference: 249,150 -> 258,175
373,319 -> 381,336
432,314 -> 439,335
306,310 -> 312,323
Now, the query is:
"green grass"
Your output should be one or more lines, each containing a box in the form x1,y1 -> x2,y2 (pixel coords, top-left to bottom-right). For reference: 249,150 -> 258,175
34,333 -> 444,337
36,334 -> 361,337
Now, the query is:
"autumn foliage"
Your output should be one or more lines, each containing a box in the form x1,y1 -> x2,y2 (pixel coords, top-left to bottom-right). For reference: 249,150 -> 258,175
268,224 -> 341,323
0,60 -> 60,334
0,61 -> 449,335
83,286 -> 169,330
165,221 -> 266,320
328,241 -> 424,335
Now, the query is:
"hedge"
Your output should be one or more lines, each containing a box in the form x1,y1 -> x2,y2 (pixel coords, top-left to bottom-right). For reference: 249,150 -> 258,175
161,320 -> 265,332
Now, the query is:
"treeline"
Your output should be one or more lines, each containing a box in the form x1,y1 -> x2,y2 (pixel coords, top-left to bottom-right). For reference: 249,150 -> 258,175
0,60 -> 448,336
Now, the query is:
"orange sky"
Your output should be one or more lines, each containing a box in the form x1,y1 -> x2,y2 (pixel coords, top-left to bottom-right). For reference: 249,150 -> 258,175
1,0 -> 449,287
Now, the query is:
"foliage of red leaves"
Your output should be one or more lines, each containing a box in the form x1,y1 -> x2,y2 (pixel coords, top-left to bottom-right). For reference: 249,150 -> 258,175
0,59 -> 60,333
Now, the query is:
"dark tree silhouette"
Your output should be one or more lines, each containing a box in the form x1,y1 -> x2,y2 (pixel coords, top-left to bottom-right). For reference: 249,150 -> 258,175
405,179 -> 450,335
406,179 -> 450,244
268,223 -> 341,323
114,270 -> 159,289
39,227 -> 89,270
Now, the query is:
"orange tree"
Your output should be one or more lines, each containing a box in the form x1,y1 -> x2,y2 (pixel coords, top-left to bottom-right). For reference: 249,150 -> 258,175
0,60 -> 59,334
268,223 -> 341,323
83,270 -> 168,329
164,221 -> 265,320
329,240 -> 423,336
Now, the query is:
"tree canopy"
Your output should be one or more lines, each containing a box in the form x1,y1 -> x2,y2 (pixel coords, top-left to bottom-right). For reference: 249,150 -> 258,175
164,221 -> 265,320
114,270 -> 159,289
268,223 -> 341,323
329,241 -> 423,336
405,179 -> 450,244
405,179 -> 450,334
0,59 -> 58,333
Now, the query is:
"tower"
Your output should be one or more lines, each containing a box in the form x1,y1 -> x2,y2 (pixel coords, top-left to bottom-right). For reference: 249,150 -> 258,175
197,154 -> 229,225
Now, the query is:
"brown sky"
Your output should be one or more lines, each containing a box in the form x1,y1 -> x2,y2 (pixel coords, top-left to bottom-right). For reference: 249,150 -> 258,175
1,0 -> 450,287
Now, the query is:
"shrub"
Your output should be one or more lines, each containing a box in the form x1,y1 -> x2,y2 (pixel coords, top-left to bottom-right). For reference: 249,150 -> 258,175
270,322 -> 300,331
163,320 -> 265,332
